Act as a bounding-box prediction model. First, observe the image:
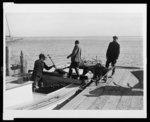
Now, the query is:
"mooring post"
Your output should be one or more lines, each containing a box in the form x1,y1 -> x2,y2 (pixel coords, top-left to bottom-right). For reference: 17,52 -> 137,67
24,59 -> 28,74
96,56 -> 97,63
20,50 -> 24,75
6,46 -> 10,76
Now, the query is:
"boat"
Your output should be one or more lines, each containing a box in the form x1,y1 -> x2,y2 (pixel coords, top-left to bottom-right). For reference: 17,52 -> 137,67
5,58 -> 114,110
5,63 -> 96,110
5,15 -> 22,43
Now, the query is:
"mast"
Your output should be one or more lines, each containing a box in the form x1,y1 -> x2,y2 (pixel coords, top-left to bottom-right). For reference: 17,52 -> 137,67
5,15 -> 11,37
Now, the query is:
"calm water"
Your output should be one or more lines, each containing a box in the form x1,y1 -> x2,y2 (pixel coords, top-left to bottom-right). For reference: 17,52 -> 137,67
6,36 -> 143,71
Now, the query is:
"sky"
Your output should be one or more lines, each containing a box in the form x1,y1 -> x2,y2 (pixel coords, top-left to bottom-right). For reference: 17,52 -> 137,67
4,3 -> 146,37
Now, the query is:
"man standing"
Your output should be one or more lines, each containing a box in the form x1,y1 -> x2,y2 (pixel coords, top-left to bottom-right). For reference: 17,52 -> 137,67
105,36 -> 120,76
31,53 -> 55,90
67,40 -> 81,79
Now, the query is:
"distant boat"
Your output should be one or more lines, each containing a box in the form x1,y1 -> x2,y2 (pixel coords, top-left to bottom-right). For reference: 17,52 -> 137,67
6,36 -> 23,42
5,15 -> 22,42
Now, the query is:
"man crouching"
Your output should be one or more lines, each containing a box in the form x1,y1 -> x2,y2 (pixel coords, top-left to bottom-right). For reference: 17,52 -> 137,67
31,53 -> 55,91
80,61 -> 109,85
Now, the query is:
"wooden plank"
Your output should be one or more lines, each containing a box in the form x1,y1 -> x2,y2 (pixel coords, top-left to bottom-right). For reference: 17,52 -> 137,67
87,82 -> 118,110
116,93 -> 132,110
75,76 -> 116,110
116,69 -> 143,110
115,74 -> 133,110
59,72 -> 100,109
61,69 -> 124,110
88,90 -> 112,110
116,73 -> 137,110
128,80 -> 143,110
29,91 -> 76,110
129,69 -> 143,110
76,85 -> 105,110
101,69 -> 134,109
88,69 -> 128,110
129,95 -> 143,110
38,89 -> 80,110
60,84 -> 94,109
101,88 -> 123,110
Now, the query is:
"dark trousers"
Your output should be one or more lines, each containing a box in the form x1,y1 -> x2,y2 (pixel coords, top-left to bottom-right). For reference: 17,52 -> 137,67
105,59 -> 117,75
33,76 -> 43,88
68,61 -> 80,78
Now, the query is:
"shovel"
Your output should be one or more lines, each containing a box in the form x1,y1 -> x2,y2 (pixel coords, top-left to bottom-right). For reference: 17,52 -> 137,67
47,54 -> 57,69
47,54 -> 68,75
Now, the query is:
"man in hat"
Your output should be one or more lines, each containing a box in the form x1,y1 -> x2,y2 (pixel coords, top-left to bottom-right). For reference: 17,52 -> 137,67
31,53 -> 55,90
67,40 -> 82,79
105,36 -> 120,76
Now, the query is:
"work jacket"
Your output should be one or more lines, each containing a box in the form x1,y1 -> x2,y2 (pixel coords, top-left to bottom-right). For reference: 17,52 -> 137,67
69,45 -> 82,63
106,41 -> 120,60
31,59 -> 52,81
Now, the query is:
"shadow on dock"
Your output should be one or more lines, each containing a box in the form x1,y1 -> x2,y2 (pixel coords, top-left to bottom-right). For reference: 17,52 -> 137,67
85,69 -> 144,97
131,70 -> 143,89
116,66 -> 142,69
85,85 -> 143,97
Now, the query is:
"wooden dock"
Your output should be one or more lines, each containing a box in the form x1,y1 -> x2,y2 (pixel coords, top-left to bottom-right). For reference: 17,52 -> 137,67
60,68 -> 143,110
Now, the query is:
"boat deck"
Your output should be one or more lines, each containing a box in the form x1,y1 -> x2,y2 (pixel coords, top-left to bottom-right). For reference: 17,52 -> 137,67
60,68 -> 143,110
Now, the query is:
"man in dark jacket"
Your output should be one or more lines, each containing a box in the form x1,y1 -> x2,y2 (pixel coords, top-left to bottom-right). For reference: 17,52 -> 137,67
31,53 -> 55,90
67,40 -> 82,79
105,36 -> 120,76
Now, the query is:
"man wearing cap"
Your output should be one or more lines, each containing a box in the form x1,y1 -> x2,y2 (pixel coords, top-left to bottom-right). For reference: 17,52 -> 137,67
31,53 -> 55,90
105,36 -> 120,76
67,40 -> 82,79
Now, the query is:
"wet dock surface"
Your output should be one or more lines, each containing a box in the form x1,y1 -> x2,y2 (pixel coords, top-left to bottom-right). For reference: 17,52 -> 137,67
60,68 -> 143,110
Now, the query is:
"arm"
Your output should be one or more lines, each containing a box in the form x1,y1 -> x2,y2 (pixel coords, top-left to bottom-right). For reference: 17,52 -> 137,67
67,46 -> 78,58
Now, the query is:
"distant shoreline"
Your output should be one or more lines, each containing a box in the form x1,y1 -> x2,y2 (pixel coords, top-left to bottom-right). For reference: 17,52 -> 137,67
9,35 -> 143,38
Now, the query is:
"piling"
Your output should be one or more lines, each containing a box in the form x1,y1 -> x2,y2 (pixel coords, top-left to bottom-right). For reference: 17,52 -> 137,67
6,46 -> 10,76
20,50 -> 24,75
6,47 -> 28,77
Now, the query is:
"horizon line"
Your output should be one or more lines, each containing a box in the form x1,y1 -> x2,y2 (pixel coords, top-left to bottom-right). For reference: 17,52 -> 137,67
9,35 -> 143,38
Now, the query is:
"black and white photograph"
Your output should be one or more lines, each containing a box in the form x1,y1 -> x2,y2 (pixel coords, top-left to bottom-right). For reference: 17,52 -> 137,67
3,3 -> 147,119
